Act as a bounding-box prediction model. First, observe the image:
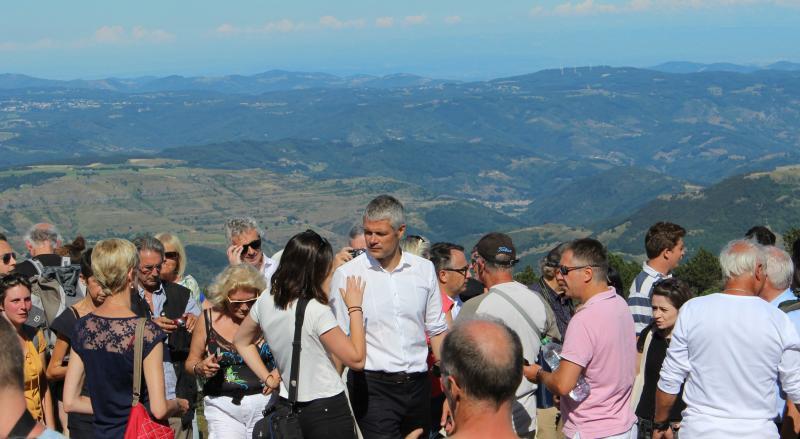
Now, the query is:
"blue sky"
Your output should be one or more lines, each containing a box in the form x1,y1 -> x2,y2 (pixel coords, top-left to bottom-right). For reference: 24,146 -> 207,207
2,0 -> 799,80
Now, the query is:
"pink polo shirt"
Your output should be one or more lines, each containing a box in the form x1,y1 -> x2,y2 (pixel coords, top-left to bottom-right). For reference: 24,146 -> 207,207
560,288 -> 637,439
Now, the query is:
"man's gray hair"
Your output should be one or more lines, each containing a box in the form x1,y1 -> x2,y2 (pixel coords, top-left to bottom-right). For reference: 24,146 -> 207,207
363,195 -> 405,230
765,246 -> 794,290
24,223 -> 62,248
719,239 -> 766,281
348,224 -> 365,240
132,234 -> 165,257
225,217 -> 262,241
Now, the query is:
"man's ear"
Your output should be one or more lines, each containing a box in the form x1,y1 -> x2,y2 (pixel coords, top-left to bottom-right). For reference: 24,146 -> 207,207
438,269 -> 448,284
25,240 -> 34,254
396,224 -> 407,239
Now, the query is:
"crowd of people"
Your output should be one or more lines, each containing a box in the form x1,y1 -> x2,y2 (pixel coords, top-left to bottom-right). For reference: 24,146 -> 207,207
1,196 -> 800,439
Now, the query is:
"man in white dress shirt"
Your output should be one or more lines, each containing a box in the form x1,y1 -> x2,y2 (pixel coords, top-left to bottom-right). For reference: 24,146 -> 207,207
331,195 -> 448,439
654,239 -> 800,439
224,216 -> 278,283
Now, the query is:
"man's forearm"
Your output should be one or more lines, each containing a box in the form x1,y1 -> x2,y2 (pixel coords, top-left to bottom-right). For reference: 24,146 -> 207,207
654,389 -> 678,422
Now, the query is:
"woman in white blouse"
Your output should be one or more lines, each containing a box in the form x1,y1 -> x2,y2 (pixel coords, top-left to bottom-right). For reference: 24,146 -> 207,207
234,229 -> 366,439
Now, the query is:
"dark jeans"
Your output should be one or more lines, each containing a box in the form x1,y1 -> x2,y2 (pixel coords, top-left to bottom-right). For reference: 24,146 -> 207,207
348,370 -> 431,439
296,392 -> 357,439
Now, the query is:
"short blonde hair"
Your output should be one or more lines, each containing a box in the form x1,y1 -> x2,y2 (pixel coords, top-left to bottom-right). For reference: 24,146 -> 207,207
92,238 -> 138,296
206,264 -> 266,309
155,232 -> 187,279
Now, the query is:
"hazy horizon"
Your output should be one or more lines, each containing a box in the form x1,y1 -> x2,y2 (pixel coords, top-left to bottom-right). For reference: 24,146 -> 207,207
3,0 -> 799,81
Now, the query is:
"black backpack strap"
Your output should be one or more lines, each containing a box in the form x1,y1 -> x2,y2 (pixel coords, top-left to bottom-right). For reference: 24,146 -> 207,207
780,299 -> 800,313
288,298 -> 310,409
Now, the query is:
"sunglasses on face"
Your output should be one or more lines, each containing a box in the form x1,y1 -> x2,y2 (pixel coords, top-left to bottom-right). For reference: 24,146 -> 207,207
1,252 -> 15,265
164,251 -> 179,260
241,237 -> 262,254
227,294 -> 260,306
558,264 -> 599,276
443,265 -> 470,278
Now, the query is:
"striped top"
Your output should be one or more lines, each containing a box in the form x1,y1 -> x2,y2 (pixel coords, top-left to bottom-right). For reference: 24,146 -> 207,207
627,262 -> 669,336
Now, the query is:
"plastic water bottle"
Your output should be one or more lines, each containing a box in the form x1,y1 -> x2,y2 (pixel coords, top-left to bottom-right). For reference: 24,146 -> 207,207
540,338 -> 590,402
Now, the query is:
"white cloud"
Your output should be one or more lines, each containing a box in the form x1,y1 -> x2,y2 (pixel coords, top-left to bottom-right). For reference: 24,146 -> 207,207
531,0 -> 798,16
215,19 -> 303,35
94,25 -> 125,43
444,15 -> 463,24
404,15 -> 427,25
131,26 -> 176,43
319,16 -> 366,29
375,16 -> 395,28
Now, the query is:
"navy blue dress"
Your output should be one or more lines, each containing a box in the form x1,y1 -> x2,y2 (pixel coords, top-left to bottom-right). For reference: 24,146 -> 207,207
72,315 -> 167,439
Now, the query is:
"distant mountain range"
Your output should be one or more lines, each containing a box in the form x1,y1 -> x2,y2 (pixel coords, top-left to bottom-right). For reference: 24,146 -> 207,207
650,61 -> 800,74
0,70 -> 458,94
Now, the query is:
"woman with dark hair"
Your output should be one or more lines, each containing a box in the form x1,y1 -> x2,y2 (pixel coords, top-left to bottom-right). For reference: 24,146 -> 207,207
0,272 -> 55,429
792,239 -> 800,292
234,229 -> 367,439
633,277 -> 694,438
46,249 -> 105,438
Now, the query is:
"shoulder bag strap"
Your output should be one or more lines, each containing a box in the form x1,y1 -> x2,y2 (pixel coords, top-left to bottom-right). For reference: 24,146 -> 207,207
492,289 -> 543,342
288,298 -> 310,409
30,258 -> 45,276
132,317 -> 146,407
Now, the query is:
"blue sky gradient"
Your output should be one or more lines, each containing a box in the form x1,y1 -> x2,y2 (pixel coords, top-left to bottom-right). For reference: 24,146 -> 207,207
2,0 -> 799,80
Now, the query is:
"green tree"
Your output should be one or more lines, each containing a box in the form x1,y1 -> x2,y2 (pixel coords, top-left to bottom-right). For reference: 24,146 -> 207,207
514,264 -> 539,286
673,247 -> 722,296
608,252 -> 640,297
783,227 -> 800,253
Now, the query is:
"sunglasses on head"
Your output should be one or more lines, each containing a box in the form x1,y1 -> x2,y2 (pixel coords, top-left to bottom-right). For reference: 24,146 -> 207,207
241,237 -> 262,254
1,252 -> 15,265
164,251 -> 179,260
558,264 -> 599,275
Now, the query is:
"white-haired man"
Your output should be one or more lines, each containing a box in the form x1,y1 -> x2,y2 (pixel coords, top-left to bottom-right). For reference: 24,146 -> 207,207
14,223 -> 63,277
330,194 -> 448,439
654,239 -> 800,438
224,217 -> 278,283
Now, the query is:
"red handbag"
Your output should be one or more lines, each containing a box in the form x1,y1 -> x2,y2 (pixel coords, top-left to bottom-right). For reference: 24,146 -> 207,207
124,318 -> 175,439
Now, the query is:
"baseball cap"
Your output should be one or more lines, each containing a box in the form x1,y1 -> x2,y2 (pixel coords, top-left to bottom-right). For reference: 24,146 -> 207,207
475,232 -> 518,266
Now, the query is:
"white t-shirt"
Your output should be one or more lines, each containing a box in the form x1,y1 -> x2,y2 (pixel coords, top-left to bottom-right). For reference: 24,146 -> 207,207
658,293 -> 800,438
249,293 -> 344,402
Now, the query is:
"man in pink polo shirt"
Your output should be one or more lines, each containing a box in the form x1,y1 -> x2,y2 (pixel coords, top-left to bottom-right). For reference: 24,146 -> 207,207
525,238 -> 637,438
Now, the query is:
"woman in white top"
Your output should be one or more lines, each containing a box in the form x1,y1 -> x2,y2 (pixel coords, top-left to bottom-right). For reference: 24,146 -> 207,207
235,229 -> 366,439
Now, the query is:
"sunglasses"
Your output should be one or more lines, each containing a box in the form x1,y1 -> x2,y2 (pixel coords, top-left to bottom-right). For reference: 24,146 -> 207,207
140,263 -> 163,273
443,265 -> 470,278
1,252 -> 15,265
164,251 -> 179,260
558,265 -> 599,275
227,293 -> 261,306
241,237 -> 262,254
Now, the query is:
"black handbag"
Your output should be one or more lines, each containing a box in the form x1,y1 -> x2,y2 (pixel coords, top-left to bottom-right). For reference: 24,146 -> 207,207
253,298 -> 309,439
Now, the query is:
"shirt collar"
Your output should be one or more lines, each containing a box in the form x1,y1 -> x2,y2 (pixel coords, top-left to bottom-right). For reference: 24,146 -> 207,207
364,249 -> 412,273
643,262 -> 670,279
138,282 -> 165,297
770,288 -> 797,306
582,287 -> 617,308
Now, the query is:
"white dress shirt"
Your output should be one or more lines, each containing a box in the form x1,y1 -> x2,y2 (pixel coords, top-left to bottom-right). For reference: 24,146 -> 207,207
658,293 -> 800,438
330,251 -> 448,373
261,255 -> 278,284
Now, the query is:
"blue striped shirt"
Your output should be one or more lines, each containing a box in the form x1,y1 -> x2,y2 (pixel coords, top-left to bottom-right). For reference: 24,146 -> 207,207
627,262 -> 669,336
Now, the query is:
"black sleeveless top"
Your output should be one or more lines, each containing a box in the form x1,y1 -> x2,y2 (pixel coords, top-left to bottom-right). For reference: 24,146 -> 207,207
201,309 -> 276,404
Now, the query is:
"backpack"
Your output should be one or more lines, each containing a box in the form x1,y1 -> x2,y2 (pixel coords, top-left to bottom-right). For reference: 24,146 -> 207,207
779,290 -> 800,313
25,257 -> 83,351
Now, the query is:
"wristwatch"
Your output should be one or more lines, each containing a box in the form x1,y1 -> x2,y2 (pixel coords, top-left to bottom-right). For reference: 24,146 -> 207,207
653,421 -> 671,432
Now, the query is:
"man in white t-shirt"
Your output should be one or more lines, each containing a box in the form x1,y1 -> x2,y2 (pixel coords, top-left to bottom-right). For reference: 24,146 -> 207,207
330,195 -> 448,439
655,239 -> 800,439
455,232 -> 557,438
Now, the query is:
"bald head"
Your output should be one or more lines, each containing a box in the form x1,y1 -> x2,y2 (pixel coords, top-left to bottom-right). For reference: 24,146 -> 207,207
440,317 -> 523,408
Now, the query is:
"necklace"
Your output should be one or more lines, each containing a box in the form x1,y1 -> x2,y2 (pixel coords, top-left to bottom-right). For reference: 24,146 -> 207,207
722,288 -> 754,295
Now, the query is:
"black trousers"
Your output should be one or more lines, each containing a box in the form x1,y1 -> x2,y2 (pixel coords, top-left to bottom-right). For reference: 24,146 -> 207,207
296,392 -> 357,439
348,370 -> 431,439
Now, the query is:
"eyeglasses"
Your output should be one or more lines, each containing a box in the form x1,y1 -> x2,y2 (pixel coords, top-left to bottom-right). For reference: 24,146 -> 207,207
443,266 -> 470,278
241,237 -> 262,254
140,263 -> 163,273
558,265 -> 599,275
164,251 -> 179,260
1,252 -> 15,265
